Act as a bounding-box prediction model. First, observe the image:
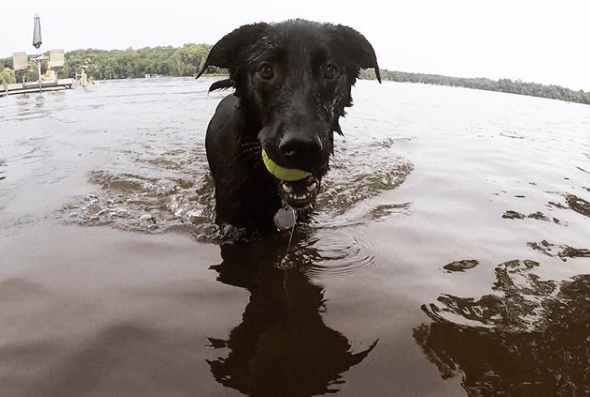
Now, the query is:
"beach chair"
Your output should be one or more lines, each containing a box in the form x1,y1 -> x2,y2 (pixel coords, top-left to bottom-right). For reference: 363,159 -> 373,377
47,49 -> 65,76
13,52 -> 30,83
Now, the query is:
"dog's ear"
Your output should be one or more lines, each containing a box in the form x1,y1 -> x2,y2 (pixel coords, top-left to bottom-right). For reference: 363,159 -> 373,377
196,23 -> 269,81
333,25 -> 381,83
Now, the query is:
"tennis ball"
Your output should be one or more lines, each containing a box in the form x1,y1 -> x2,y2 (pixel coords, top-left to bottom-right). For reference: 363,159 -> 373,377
261,149 -> 310,181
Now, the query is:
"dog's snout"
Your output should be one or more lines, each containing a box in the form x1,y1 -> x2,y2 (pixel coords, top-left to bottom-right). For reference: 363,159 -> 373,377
279,134 -> 323,170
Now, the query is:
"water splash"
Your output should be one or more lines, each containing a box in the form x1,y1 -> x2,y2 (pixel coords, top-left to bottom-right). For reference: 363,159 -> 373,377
57,136 -> 412,248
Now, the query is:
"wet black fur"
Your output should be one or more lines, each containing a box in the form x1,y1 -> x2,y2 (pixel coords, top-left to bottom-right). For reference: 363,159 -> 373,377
197,19 -> 380,233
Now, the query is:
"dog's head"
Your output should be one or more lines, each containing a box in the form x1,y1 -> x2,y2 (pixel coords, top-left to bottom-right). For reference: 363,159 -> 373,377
198,19 -> 380,210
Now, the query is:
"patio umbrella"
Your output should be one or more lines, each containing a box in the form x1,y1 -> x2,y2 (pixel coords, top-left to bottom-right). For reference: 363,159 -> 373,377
32,14 -> 42,49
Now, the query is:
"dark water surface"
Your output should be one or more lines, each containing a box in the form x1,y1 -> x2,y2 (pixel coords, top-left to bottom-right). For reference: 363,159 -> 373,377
1,78 -> 589,396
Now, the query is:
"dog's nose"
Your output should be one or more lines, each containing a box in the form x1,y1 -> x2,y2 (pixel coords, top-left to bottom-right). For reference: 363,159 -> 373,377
279,134 -> 324,170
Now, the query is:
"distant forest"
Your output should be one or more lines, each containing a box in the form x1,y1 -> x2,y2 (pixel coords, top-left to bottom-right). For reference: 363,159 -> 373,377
0,44 -> 213,82
2,45 -> 589,105
361,69 -> 590,105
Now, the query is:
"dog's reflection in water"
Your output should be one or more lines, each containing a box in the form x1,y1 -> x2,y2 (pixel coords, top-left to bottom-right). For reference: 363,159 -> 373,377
207,233 -> 377,396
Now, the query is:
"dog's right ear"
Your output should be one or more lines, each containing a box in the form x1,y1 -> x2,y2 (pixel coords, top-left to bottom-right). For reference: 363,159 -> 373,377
333,25 -> 381,83
196,23 -> 269,82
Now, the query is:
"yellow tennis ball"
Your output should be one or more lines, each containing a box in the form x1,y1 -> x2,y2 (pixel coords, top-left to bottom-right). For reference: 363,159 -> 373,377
261,149 -> 311,181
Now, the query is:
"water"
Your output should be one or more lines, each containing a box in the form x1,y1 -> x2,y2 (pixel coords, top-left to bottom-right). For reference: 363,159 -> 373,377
1,77 -> 589,396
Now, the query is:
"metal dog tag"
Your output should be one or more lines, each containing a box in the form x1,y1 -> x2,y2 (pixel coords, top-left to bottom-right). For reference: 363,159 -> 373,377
274,207 -> 296,230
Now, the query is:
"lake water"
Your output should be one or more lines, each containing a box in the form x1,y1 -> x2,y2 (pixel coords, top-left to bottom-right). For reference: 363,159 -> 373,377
1,77 -> 589,396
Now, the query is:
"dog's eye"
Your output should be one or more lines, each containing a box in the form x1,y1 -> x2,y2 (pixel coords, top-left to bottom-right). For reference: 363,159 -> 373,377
324,64 -> 338,80
257,63 -> 274,80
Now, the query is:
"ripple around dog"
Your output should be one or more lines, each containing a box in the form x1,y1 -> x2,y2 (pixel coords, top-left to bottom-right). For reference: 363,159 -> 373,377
56,145 -> 412,244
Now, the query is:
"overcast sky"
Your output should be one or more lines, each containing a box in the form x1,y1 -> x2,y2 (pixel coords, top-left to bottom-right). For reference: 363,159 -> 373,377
2,0 -> 588,91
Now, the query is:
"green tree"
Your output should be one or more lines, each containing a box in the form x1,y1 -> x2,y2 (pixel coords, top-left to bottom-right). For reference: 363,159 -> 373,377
4,44 -> 589,106
0,67 -> 16,84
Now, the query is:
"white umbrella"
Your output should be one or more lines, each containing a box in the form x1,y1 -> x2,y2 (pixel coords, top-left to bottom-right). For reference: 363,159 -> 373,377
33,14 -> 42,49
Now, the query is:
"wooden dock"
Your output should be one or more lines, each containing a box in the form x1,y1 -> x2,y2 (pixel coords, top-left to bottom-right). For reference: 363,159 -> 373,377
0,79 -> 74,97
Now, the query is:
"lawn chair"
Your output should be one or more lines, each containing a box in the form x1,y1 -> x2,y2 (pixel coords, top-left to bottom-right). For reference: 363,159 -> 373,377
13,52 -> 30,83
47,49 -> 64,79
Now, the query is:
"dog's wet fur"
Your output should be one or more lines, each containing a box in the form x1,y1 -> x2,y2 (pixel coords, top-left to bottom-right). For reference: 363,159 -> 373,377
197,19 -> 380,235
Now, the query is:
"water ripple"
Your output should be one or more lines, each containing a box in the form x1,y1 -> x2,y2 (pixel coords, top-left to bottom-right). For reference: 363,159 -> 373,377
293,226 -> 380,278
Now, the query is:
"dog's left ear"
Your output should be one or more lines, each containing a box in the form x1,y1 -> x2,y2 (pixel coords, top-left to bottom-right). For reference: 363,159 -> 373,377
333,25 -> 381,83
196,22 -> 269,81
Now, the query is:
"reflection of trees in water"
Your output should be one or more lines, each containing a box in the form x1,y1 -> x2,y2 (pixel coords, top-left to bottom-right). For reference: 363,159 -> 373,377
207,234 -> 376,397
416,259 -> 590,396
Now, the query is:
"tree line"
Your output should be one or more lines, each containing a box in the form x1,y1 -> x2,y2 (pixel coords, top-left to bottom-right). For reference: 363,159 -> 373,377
1,44 -> 213,83
361,69 -> 590,105
2,45 -> 590,105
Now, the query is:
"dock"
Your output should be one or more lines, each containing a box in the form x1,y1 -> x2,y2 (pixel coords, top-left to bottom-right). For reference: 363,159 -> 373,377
1,79 -> 74,97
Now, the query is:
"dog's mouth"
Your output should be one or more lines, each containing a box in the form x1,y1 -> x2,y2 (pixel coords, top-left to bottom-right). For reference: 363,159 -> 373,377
278,175 -> 320,209
260,148 -> 321,209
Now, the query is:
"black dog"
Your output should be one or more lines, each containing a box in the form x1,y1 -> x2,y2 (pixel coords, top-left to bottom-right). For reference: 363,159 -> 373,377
197,19 -> 380,234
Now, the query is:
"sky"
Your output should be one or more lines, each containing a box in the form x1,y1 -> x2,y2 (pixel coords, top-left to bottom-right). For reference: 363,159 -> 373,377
1,0 -> 589,91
